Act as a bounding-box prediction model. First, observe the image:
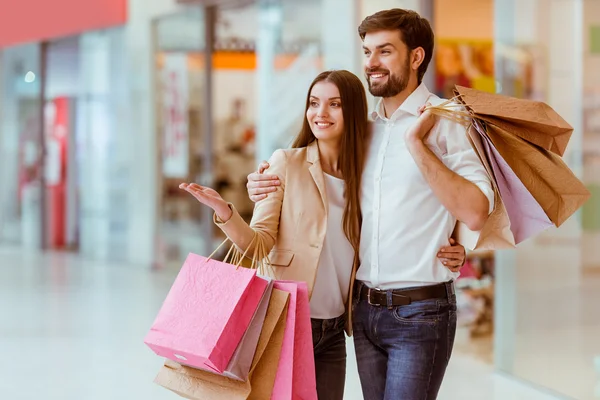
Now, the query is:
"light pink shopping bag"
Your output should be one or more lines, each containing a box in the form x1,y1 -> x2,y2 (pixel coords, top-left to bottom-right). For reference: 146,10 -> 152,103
474,121 -> 554,243
223,278 -> 274,381
271,281 -> 317,400
144,253 -> 269,373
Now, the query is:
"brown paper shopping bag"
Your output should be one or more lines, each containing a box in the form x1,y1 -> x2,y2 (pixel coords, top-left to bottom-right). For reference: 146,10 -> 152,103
454,85 -> 573,156
485,123 -> 590,226
154,288 -> 290,400
247,290 -> 289,400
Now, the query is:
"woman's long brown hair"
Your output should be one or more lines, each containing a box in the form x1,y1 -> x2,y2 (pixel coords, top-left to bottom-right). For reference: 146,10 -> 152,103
291,70 -> 369,256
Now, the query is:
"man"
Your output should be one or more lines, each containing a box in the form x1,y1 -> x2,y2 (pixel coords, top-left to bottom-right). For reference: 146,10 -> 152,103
247,9 -> 494,400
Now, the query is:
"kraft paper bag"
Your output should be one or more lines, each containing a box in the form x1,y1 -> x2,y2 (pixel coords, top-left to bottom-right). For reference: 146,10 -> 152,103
271,281 -> 317,400
247,289 -> 289,400
453,123 -> 516,251
475,121 -> 555,243
454,85 -> 573,156
144,253 -> 269,373
484,122 -> 590,226
154,288 -> 290,400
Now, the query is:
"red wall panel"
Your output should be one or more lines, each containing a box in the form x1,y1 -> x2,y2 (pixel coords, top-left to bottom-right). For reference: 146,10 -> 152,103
0,0 -> 127,47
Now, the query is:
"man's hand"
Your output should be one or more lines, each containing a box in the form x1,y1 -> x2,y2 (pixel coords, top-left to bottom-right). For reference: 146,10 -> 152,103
437,238 -> 466,273
246,161 -> 281,202
405,102 -> 437,143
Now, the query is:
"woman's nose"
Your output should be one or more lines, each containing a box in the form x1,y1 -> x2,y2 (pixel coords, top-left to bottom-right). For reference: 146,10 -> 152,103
317,105 -> 329,118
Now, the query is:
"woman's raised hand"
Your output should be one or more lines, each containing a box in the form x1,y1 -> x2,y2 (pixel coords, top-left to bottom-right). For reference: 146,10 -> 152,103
179,183 -> 233,222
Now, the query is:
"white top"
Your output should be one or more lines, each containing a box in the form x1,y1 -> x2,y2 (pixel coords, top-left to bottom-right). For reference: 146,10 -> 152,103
357,83 -> 495,290
309,173 -> 355,319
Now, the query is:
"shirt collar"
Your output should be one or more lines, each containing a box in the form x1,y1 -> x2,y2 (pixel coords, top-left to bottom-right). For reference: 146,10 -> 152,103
370,83 -> 431,121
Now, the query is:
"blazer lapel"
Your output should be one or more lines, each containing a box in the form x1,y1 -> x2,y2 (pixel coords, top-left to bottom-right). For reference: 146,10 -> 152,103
307,141 -> 328,214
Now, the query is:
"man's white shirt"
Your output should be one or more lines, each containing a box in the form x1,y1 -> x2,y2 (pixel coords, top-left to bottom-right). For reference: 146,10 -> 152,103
357,83 -> 494,290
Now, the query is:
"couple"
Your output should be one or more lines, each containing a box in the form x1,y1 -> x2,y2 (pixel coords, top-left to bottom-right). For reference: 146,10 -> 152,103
181,8 -> 493,400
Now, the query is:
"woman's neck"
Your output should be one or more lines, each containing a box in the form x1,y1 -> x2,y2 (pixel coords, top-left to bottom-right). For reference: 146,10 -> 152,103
317,139 -> 341,176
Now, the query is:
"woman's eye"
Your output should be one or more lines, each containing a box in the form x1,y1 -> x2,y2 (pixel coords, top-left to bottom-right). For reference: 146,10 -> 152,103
331,102 -> 341,107
310,101 -> 319,107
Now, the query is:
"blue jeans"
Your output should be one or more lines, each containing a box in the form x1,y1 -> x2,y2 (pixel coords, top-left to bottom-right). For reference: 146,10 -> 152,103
352,282 -> 457,400
312,316 -> 347,400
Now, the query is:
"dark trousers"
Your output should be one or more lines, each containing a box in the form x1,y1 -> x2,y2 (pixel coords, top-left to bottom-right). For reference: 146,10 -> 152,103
352,281 -> 457,400
312,315 -> 347,400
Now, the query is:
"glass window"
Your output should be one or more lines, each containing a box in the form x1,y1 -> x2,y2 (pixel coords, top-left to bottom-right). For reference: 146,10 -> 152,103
0,44 -> 43,248
493,1 -> 600,399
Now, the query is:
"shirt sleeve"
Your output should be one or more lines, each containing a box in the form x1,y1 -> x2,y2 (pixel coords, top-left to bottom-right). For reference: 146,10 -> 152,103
435,117 -> 495,215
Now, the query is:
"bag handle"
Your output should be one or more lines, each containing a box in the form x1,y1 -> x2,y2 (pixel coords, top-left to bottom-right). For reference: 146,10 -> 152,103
206,233 -> 257,268
254,236 -> 275,277
206,232 -> 275,276
424,95 -> 473,127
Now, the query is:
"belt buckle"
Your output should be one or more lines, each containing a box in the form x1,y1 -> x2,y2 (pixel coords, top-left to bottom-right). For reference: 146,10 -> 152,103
367,288 -> 381,307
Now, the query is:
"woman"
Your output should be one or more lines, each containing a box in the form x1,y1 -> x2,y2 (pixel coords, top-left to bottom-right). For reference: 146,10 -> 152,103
179,70 -> 465,400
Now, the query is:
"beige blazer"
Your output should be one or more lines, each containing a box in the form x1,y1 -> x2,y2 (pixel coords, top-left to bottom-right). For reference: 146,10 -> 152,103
216,140 -> 358,335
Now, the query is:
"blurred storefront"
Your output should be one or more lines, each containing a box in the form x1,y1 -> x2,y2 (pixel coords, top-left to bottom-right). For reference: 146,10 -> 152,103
0,0 -> 128,260
0,0 -> 371,266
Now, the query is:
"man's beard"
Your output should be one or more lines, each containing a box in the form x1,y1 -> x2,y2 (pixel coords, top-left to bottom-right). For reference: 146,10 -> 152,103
366,59 -> 411,98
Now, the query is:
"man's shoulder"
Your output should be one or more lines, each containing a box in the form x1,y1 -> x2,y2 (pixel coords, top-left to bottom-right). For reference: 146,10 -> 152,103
425,92 -> 447,107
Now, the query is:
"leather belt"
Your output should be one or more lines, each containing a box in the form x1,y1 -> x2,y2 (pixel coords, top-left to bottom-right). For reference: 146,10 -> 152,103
358,281 -> 451,308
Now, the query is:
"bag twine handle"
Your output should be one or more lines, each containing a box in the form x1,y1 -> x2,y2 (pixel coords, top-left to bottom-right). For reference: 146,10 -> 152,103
255,236 -> 275,277
206,233 -> 258,268
424,95 -> 473,127
206,231 -> 275,276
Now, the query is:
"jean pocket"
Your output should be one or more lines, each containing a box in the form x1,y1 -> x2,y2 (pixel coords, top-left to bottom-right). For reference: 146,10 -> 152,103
391,299 -> 441,325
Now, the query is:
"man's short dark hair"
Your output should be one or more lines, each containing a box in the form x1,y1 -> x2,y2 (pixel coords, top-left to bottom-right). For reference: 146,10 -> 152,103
358,9 -> 435,83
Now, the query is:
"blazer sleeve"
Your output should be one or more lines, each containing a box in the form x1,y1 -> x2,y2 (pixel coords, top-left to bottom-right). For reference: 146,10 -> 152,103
214,149 -> 287,258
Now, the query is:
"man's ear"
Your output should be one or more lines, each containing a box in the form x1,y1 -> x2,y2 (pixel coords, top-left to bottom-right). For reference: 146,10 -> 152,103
411,47 -> 426,72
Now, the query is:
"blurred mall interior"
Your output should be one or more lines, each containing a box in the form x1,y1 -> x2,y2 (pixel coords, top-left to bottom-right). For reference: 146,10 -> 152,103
0,0 -> 599,399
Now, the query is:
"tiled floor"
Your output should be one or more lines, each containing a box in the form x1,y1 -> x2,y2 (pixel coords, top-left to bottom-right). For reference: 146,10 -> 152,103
0,247 -> 565,400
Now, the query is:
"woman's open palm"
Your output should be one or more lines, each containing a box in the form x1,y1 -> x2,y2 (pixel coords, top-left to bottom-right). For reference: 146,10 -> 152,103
179,183 -> 227,213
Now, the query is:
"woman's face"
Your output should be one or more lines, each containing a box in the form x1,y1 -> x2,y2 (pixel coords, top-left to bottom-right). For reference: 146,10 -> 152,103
306,81 -> 344,143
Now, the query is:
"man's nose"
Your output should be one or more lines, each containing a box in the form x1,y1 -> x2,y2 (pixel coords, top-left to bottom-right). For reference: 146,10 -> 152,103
365,54 -> 380,70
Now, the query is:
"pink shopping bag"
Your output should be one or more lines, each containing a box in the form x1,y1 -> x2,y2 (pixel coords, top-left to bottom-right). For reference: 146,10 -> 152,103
144,253 -> 269,373
271,281 -> 317,400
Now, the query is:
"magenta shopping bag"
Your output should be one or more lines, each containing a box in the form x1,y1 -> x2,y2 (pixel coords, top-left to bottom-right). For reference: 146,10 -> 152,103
271,281 -> 317,400
144,253 -> 269,373
473,121 -> 554,244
